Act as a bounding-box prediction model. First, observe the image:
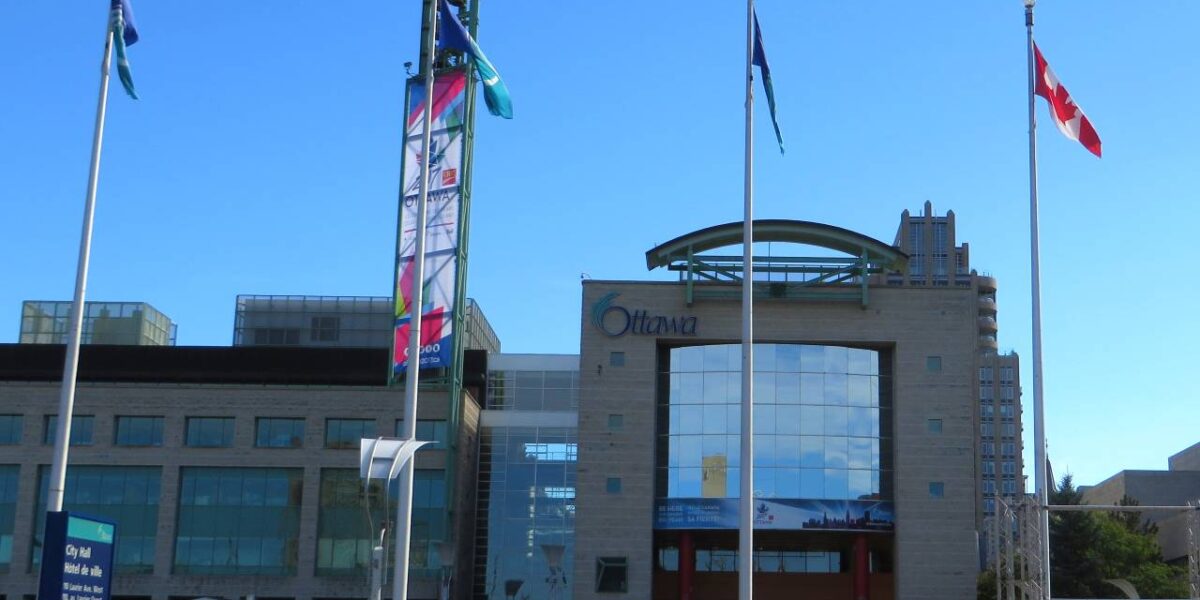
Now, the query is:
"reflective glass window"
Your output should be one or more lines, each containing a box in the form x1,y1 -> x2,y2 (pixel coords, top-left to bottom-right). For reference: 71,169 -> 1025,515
0,416 -> 21,445
660,344 -> 889,502
174,467 -> 302,575
0,465 -> 16,572
394,419 -> 449,450
324,418 -> 374,449
114,416 -> 164,447
33,466 -> 160,574
256,418 -> 305,448
185,417 -> 235,447
44,415 -> 94,446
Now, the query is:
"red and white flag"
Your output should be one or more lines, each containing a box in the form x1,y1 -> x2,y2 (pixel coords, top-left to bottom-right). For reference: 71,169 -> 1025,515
1033,42 -> 1102,157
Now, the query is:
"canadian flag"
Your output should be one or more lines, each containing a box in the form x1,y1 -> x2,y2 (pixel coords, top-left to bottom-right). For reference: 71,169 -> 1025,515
1034,42 -> 1102,157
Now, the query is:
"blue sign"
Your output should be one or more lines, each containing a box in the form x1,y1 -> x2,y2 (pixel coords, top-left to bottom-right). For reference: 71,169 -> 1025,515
654,498 -> 895,532
38,511 -> 116,600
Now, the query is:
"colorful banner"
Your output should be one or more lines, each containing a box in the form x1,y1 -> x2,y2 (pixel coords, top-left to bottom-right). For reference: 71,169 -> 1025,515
654,498 -> 895,532
394,70 -> 467,375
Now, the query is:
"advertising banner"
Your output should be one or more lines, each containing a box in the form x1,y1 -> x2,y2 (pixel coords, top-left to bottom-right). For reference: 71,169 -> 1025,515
37,511 -> 116,600
654,498 -> 895,532
394,69 -> 467,375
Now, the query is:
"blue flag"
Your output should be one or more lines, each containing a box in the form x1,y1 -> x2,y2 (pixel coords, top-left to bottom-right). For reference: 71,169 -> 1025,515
111,0 -> 139,99
437,0 -> 513,119
752,10 -> 783,154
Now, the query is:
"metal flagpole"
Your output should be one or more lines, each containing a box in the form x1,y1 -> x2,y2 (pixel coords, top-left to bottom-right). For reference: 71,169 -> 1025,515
396,1 -> 439,598
46,8 -> 117,516
1023,1 -> 1051,598
739,1 -> 755,599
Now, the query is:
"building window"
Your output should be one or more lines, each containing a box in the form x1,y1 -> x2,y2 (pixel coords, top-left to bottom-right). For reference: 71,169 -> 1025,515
1001,442 -> 1016,456
1000,366 -> 1014,382
114,416 -> 164,447
596,556 -> 628,593
310,317 -> 340,342
983,461 -> 995,475
0,465 -> 17,573
925,356 -> 942,372
608,414 -> 624,431
1001,386 -> 1015,401
1002,461 -> 1015,475
999,405 -> 1014,418
979,367 -> 993,383
982,480 -> 996,494
610,351 -> 626,367
325,419 -> 375,449
255,418 -> 305,448
252,327 -> 300,346
984,498 -> 996,514
927,419 -> 942,434
1002,480 -> 1016,495
981,422 -> 993,437
982,405 -> 994,419
980,386 -> 994,401
1003,423 -> 1016,437
929,482 -> 945,498
33,466 -> 161,574
0,415 -> 21,445
606,477 -> 622,494
174,467 -> 303,575
185,417 -> 235,448
44,415 -> 94,446
394,419 -> 448,449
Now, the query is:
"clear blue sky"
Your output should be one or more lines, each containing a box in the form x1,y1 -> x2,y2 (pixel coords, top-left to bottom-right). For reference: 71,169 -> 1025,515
2,2 -> 1198,488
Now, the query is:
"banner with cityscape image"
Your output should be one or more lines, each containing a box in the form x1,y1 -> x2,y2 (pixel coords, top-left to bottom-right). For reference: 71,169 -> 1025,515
393,69 -> 467,375
654,498 -> 895,532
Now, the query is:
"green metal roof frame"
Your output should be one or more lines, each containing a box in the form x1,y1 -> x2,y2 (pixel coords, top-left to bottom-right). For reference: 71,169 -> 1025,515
645,219 -> 909,271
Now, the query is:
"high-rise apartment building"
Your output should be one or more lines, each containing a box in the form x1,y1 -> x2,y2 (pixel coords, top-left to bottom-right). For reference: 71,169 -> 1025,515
890,202 -> 1025,518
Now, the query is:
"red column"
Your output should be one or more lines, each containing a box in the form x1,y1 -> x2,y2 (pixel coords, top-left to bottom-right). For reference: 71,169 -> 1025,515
853,534 -> 870,600
680,532 -> 695,600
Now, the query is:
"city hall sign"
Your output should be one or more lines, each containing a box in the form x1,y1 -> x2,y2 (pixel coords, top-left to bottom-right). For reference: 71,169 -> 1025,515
591,292 -> 698,337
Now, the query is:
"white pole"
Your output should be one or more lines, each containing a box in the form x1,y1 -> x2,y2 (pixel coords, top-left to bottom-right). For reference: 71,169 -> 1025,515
396,1 -> 438,598
46,12 -> 116,516
738,1 -> 755,599
1023,2 -> 1051,598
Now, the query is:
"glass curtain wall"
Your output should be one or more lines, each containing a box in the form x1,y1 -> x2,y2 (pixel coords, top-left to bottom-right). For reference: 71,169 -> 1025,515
33,465 -> 161,574
657,344 -> 892,502
476,426 -> 576,600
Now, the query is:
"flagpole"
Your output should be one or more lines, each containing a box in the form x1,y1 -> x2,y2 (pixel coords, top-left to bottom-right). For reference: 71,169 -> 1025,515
396,0 -> 438,598
45,13 -> 116,517
739,1 -> 755,599
1023,1 -> 1052,598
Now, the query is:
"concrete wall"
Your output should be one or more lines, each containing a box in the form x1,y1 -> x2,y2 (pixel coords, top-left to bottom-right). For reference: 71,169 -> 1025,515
0,379 -> 477,600
1168,442 -> 1200,472
572,280 -> 979,600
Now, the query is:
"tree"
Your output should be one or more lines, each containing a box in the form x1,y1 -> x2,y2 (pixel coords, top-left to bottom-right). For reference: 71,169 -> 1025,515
1046,474 -> 1189,599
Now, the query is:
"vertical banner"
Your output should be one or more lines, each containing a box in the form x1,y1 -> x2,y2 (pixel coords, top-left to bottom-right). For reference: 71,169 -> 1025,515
38,511 -> 116,600
394,69 -> 467,376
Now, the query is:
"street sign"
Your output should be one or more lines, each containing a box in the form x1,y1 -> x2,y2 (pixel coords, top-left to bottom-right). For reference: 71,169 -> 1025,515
37,511 -> 116,600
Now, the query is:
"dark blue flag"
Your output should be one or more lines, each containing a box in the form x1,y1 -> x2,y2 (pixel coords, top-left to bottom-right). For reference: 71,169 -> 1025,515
752,10 -> 784,154
437,0 -> 512,119
110,0 -> 139,98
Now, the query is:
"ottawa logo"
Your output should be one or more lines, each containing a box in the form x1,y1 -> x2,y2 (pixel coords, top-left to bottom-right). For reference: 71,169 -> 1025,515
590,292 -> 698,337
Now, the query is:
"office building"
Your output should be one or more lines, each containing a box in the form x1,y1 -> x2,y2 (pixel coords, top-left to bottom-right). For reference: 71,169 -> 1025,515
19,301 -> 176,346
571,208 -> 1018,600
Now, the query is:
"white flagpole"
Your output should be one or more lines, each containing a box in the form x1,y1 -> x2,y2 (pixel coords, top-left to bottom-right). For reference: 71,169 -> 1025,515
739,1 -> 755,599
396,1 -> 438,598
45,8 -> 117,516
1023,1 -> 1052,597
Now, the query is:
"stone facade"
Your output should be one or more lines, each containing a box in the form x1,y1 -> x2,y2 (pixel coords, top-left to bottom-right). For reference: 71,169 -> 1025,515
572,280 -> 981,600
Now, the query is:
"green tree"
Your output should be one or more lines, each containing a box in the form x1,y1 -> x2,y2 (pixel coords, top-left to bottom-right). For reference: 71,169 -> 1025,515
1046,475 -> 1189,599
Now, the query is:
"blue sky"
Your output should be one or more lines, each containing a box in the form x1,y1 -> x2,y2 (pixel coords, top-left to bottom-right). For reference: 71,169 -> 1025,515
2,1 -> 1198,487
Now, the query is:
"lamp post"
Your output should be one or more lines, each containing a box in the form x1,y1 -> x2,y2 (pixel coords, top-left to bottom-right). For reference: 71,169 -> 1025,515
436,540 -> 456,600
541,544 -> 566,600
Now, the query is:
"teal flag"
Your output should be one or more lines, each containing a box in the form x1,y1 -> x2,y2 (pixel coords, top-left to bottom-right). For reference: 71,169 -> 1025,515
111,0 -> 139,99
437,0 -> 513,119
